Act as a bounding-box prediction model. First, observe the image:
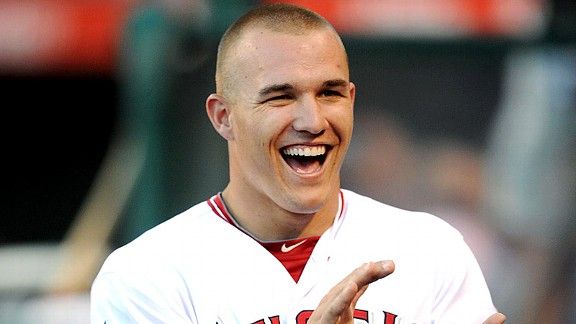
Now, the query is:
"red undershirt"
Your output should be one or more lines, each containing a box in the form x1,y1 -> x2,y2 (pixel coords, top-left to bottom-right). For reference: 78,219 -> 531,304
260,236 -> 320,282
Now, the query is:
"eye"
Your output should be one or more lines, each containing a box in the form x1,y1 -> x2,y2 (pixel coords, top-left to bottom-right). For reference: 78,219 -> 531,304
269,94 -> 292,101
261,94 -> 294,106
320,89 -> 343,98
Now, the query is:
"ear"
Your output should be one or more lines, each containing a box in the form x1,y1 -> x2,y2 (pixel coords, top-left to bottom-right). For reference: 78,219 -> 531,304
349,81 -> 356,106
206,93 -> 234,141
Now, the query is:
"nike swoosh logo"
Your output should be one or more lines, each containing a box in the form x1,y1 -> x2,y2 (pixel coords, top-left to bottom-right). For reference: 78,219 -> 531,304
281,239 -> 307,253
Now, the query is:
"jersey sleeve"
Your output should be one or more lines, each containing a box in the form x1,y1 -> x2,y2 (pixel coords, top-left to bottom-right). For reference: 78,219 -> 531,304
430,233 -> 498,323
90,257 -> 196,324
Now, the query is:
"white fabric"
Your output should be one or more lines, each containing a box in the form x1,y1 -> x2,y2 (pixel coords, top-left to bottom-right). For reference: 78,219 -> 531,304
91,189 -> 496,323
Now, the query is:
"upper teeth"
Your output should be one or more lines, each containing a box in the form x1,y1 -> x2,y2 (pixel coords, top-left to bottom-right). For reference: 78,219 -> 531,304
283,146 -> 326,157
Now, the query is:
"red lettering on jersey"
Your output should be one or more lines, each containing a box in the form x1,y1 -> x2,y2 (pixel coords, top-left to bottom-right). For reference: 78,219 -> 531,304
353,309 -> 369,322
384,311 -> 398,324
296,310 -> 313,324
294,308 -> 374,323
252,308 -> 399,323
251,316 -> 280,324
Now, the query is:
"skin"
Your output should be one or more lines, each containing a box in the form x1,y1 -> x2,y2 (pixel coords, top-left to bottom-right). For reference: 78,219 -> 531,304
206,21 -> 505,324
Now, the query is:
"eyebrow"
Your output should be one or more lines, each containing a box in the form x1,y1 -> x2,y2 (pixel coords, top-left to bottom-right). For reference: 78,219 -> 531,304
257,79 -> 349,97
323,79 -> 348,88
258,83 -> 294,97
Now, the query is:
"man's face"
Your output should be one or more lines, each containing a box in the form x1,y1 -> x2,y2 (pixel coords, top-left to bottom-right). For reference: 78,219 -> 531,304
224,27 -> 355,215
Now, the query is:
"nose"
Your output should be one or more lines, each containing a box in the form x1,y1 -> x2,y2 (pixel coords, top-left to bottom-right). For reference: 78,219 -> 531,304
292,96 -> 327,135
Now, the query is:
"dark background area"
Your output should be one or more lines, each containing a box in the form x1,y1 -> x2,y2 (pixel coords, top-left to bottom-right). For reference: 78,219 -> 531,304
3,75 -> 118,243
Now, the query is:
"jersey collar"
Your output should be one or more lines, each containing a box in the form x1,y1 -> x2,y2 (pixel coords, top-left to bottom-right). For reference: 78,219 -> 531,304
206,190 -> 346,242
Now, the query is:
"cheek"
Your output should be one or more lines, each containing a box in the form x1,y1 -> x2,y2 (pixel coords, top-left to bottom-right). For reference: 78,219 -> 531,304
331,108 -> 354,140
234,114 -> 278,156
253,110 -> 292,142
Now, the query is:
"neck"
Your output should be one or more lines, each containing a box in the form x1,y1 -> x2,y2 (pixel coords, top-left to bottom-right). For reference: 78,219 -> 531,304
221,186 -> 340,241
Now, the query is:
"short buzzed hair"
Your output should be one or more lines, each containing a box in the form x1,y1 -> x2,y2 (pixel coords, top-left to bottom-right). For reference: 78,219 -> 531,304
215,3 -> 343,97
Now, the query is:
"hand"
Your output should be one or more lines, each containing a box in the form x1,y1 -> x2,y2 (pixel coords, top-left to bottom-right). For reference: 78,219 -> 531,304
308,260 -> 395,324
483,312 -> 506,324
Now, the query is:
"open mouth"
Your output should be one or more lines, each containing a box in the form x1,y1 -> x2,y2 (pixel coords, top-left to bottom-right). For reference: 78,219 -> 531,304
281,145 -> 329,174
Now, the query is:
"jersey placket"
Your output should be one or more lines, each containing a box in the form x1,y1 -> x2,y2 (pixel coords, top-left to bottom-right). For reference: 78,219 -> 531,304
293,190 -> 347,297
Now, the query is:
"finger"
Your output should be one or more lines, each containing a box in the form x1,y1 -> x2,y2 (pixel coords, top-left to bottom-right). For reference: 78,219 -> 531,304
342,284 -> 369,323
320,260 -> 395,307
334,260 -> 395,290
347,260 -> 396,289
310,280 -> 356,323
483,312 -> 506,324
346,262 -> 394,320
324,281 -> 358,322
350,284 -> 369,308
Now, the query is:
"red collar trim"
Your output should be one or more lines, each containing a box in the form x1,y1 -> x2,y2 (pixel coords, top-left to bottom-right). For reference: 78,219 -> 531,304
207,194 -> 234,225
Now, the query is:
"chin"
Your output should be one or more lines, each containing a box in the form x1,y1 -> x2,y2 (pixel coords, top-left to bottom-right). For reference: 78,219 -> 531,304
283,187 -> 332,214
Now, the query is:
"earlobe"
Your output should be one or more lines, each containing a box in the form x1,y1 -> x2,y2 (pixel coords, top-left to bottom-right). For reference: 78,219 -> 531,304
206,94 -> 234,140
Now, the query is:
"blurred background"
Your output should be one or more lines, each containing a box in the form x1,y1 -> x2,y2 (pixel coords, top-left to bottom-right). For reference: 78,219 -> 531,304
1,0 -> 574,323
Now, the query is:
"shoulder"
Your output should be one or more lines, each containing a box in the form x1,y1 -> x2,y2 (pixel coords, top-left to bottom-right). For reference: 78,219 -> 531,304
339,189 -> 466,261
338,190 -> 496,321
90,200 -> 215,322
341,189 -> 461,239
96,198 -> 218,275
91,199 -> 221,312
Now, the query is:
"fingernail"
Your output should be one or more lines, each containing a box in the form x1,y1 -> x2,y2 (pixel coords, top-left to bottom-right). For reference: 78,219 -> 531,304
379,260 -> 395,272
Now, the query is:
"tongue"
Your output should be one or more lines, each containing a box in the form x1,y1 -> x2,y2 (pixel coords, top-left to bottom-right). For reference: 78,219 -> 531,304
285,156 -> 321,174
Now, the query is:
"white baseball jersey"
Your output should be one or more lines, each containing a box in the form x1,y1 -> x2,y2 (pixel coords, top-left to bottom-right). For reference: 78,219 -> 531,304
91,189 -> 496,323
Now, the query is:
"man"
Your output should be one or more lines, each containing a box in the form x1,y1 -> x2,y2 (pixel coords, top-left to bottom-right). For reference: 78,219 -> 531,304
91,4 -> 505,323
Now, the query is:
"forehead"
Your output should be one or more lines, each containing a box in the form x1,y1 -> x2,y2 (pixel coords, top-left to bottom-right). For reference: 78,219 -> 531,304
230,28 -> 349,91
